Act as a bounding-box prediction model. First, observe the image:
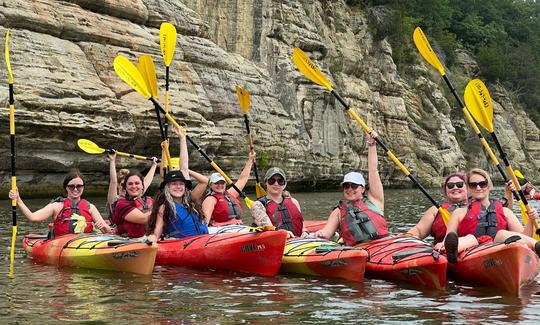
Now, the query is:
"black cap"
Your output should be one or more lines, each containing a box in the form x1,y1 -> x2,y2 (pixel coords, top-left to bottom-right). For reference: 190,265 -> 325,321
160,170 -> 192,190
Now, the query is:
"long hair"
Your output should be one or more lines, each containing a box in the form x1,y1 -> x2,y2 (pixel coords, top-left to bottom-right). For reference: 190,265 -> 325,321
147,185 -> 204,237
122,171 -> 145,199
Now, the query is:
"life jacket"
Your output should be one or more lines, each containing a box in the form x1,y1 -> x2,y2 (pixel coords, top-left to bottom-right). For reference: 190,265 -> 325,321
338,198 -> 388,246
258,196 -> 303,237
113,196 -> 153,238
52,198 -> 93,237
430,200 -> 466,245
209,191 -> 243,226
165,202 -> 209,239
457,198 -> 508,238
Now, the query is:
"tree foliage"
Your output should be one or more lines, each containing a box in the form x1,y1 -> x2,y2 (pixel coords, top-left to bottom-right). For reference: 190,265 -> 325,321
354,0 -> 540,127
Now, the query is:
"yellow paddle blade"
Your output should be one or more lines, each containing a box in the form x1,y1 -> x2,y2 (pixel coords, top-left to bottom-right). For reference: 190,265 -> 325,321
170,157 -> 180,168
412,27 -> 445,75
244,197 -> 253,209
292,48 -> 333,91
236,85 -> 251,113
464,79 -> 494,133
77,139 -> 105,154
160,22 -> 177,67
514,169 -> 525,179
255,183 -> 266,197
438,207 -> 451,226
5,30 -> 13,84
137,54 -> 159,99
113,55 -> 151,99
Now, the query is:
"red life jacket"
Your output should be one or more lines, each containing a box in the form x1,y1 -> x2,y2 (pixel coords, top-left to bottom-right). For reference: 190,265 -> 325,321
113,196 -> 153,238
338,199 -> 389,246
209,192 -> 243,226
430,200 -> 466,245
457,198 -> 507,238
258,197 -> 303,237
52,198 -> 93,237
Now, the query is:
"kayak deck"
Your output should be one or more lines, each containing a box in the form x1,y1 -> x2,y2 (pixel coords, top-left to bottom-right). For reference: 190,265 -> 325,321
22,233 -> 157,275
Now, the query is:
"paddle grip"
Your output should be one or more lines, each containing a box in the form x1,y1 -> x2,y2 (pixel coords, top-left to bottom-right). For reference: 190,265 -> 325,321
443,75 -> 466,108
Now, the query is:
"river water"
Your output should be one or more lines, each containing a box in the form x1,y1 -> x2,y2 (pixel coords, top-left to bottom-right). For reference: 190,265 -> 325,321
1,188 -> 540,324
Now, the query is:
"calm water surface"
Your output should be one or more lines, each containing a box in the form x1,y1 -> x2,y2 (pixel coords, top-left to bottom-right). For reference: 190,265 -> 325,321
1,188 -> 540,324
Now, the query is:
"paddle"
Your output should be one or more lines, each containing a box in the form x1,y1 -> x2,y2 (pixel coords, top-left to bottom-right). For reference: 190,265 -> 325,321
464,79 -> 540,234
291,48 -> 451,224
160,22 -> 177,138
137,54 -> 172,168
5,30 -> 16,274
413,27 -> 534,231
236,86 -> 266,197
113,55 -> 253,207
77,139 -> 159,162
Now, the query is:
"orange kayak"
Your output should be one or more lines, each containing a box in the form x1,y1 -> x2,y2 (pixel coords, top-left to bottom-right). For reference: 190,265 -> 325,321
358,236 -> 447,289
281,238 -> 368,281
448,241 -> 540,295
304,220 -> 326,232
22,233 -> 157,275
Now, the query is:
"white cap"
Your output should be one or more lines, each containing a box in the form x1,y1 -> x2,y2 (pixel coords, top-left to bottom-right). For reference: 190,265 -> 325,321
341,172 -> 365,186
209,172 -> 226,184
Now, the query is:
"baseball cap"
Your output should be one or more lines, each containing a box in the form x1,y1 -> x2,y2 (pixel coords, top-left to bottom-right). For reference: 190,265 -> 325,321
264,167 -> 287,182
341,172 -> 365,186
209,172 -> 226,184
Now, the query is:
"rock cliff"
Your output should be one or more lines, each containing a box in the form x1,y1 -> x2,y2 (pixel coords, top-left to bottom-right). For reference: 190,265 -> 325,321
0,0 -> 539,194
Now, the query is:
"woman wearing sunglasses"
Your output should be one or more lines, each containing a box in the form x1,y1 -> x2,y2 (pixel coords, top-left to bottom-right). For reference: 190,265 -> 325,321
314,133 -> 387,245
250,167 -> 307,238
201,151 -> 256,226
444,168 -> 540,263
8,170 -> 112,237
407,173 -> 469,249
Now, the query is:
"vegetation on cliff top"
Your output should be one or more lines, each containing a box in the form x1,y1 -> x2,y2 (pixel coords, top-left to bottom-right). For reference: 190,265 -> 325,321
348,0 -> 540,127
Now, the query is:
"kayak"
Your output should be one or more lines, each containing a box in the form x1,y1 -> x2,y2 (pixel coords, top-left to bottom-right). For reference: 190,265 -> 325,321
156,229 -> 287,276
304,220 -> 327,232
448,241 -> 540,295
22,233 -> 157,275
358,235 -> 447,289
281,238 -> 368,281
209,225 -> 367,281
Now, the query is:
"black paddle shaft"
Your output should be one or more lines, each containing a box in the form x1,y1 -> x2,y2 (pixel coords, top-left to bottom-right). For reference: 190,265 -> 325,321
185,135 -> 248,199
164,66 -> 170,138
243,114 -> 261,183
9,83 -> 16,227
330,89 -> 441,210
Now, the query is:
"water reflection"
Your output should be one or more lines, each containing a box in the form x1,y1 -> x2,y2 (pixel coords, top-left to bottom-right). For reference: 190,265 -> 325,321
0,189 -> 539,323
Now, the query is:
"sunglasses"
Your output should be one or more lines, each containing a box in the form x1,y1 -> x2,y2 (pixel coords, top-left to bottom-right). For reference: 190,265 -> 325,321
468,181 -> 488,188
342,183 -> 361,190
267,177 -> 286,186
67,184 -> 84,191
446,181 -> 464,189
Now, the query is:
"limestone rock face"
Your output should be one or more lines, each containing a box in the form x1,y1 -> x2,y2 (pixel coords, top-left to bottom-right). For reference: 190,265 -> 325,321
0,0 -> 538,194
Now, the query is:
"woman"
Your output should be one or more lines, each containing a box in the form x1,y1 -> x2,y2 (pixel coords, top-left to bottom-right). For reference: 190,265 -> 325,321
250,167 -> 306,238
107,151 -> 157,218
147,130 -> 208,243
445,168 -> 540,263
408,172 -> 468,249
202,151 -> 256,226
314,134 -> 387,246
111,171 -> 154,238
8,170 -> 112,237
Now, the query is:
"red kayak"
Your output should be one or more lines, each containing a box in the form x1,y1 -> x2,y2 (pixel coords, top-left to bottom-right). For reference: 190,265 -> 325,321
304,220 -> 326,232
358,235 -> 447,289
156,230 -> 287,276
448,241 -> 540,295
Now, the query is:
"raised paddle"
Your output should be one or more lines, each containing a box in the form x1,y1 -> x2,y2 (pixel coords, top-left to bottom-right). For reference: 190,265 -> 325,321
291,48 -> 451,224
5,30 -> 16,274
113,55 -> 253,207
464,79 -> 540,235
236,86 -> 266,197
137,54 -> 172,168
413,27 -> 534,232
77,139 -> 159,162
160,22 -> 177,137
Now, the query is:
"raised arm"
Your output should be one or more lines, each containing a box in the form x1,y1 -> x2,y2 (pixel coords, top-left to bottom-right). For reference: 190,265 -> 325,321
107,152 -> 118,207
174,126 -> 189,180
142,157 -> 158,195
228,151 -> 256,198
189,169 -> 209,203
366,132 -> 384,211
9,188 -> 58,222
